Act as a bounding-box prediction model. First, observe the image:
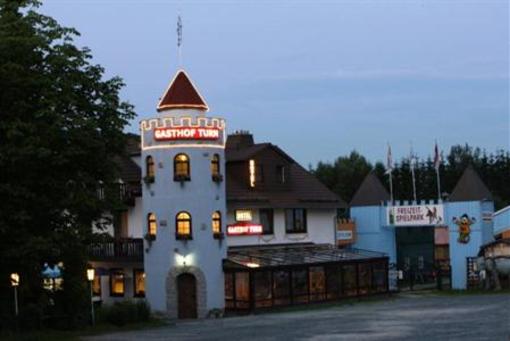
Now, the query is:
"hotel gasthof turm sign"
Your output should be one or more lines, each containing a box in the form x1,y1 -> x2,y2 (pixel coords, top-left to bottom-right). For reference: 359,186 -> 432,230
154,127 -> 220,141
387,204 -> 444,226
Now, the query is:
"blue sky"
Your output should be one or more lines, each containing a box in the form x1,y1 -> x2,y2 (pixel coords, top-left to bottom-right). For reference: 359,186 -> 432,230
41,0 -> 509,167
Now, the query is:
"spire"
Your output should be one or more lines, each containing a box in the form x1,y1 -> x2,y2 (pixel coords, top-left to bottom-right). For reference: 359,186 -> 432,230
157,70 -> 209,112
449,165 -> 492,202
350,172 -> 390,207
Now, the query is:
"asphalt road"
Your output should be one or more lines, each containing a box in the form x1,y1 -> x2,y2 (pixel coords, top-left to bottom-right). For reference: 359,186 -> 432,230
85,293 -> 510,341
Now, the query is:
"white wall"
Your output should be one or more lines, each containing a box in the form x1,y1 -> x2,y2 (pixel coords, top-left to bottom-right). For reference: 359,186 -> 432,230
226,208 -> 337,246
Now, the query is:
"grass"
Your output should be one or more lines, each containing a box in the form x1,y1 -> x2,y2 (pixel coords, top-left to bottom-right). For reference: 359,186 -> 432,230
0,318 -> 169,341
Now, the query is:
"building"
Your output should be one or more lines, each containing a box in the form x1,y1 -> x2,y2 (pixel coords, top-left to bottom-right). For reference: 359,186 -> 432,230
351,166 -> 495,289
88,68 -> 389,318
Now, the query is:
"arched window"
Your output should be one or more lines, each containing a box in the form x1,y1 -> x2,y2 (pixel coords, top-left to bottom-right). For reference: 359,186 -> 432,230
176,211 -> 192,239
174,153 -> 190,181
211,154 -> 220,177
212,211 -> 222,237
146,156 -> 155,178
147,213 -> 157,239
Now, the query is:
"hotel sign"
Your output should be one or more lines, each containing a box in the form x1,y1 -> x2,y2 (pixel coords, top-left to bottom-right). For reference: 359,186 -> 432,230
387,204 -> 444,226
226,223 -> 263,236
154,127 -> 220,141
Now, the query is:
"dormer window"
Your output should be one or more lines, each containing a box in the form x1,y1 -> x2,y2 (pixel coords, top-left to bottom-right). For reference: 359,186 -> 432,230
174,153 -> 190,181
144,156 -> 155,183
277,165 -> 286,184
211,154 -> 223,182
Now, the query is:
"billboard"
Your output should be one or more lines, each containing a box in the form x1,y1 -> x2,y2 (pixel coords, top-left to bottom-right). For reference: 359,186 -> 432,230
387,204 -> 444,226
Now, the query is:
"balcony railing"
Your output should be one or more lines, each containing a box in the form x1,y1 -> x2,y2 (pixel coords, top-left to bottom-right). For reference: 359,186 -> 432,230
89,238 -> 144,262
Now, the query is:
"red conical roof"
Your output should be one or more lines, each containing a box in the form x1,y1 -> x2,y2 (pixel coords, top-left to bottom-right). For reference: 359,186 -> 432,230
157,70 -> 209,112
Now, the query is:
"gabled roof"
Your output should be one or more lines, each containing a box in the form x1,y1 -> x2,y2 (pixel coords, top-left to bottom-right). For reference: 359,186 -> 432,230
157,69 -> 209,112
225,143 -> 346,209
350,172 -> 390,207
449,165 -> 492,202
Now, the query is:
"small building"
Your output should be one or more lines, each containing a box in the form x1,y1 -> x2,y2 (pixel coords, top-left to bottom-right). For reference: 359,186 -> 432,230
351,166 -> 495,289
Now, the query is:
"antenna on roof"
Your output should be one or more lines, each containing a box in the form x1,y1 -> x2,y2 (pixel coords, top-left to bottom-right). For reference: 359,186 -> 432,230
177,12 -> 183,67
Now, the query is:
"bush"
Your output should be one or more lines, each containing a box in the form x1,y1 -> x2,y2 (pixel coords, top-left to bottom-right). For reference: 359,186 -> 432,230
98,300 -> 151,326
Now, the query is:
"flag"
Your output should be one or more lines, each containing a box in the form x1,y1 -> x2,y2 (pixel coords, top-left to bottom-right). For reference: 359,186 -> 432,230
433,141 -> 441,170
385,144 -> 393,175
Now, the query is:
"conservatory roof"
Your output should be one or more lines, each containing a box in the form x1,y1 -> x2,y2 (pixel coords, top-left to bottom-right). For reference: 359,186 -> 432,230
224,244 -> 387,269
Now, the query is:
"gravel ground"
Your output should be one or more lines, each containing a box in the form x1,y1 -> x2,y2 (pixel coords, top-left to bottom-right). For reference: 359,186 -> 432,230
85,293 -> 510,341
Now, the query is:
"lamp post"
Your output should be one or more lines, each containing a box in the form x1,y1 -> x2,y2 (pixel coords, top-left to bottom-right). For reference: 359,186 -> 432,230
10,273 -> 19,317
86,267 -> 95,326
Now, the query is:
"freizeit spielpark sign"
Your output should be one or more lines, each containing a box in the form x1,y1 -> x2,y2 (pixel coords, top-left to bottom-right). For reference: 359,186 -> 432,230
387,204 -> 444,226
154,127 -> 220,141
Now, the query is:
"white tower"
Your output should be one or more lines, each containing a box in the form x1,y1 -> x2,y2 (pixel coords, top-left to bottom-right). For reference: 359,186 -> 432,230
140,70 -> 227,318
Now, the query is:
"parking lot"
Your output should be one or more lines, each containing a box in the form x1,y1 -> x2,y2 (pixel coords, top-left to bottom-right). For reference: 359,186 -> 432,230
86,292 -> 510,341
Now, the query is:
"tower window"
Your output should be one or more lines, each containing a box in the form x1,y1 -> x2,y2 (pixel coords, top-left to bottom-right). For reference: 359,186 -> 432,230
146,156 -> 155,177
212,211 -> 222,238
176,211 -> 192,240
147,213 -> 157,239
174,153 -> 190,181
211,154 -> 222,182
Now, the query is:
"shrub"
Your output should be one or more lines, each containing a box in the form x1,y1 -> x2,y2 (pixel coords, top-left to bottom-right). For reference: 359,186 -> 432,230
98,300 -> 151,326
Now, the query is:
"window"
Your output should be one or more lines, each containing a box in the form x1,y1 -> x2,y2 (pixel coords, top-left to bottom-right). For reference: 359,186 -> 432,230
92,274 -> 101,297
146,155 -> 155,179
212,211 -> 222,237
174,153 -> 190,181
133,269 -> 145,297
285,209 -> 307,233
259,209 -> 274,235
110,269 -> 125,297
147,213 -> 157,239
276,165 -> 286,184
211,154 -> 220,178
176,211 -> 192,239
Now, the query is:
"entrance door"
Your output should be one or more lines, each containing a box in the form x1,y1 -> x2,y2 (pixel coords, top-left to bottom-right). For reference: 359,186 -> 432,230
396,226 -> 436,290
177,273 -> 197,319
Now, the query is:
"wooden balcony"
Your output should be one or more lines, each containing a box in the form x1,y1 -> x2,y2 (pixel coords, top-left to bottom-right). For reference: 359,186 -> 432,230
89,238 -> 144,262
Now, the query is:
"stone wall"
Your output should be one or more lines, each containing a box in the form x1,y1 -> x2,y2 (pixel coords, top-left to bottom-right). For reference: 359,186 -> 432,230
165,266 -> 207,319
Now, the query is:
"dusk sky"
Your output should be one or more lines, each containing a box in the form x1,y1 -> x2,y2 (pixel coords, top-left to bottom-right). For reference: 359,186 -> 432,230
41,0 -> 509,167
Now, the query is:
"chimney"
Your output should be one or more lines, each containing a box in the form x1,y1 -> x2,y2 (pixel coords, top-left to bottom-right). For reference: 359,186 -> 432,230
226,130 -> 254,150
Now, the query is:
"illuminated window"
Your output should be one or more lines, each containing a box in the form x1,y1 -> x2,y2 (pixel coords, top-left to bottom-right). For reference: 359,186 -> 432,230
176,211 -> 192,239
92,274 -> 101,297
174,153 -> 190,180
133,269 -> 145,297
211,154 -> 220,177
110,269 -> 125,297
285,209 -> 307,233
147,213 -> 157,239
212,211 -> 222,237
249,159 -> 255,187
146,155 -> 155,178
235,209 -> 252,222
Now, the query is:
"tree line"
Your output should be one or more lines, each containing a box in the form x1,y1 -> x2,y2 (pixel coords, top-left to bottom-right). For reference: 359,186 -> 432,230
311,145 -> 510,210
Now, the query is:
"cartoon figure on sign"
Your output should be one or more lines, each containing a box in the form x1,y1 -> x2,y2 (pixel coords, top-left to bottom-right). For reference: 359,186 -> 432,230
425,206 -> 443,224
452,214 -> 476,244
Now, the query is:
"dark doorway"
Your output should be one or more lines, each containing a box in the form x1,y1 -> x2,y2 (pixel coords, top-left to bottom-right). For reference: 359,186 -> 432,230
396,226 -> 436,290
177,273 -> 197,319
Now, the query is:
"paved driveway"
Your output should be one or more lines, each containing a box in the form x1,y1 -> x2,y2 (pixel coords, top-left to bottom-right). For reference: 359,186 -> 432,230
86,293 -> 510,341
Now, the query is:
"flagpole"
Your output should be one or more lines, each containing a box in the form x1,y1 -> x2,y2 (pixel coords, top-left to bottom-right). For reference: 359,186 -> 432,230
434,140 -> 442,201
386,143 -> 394,204
410,142 -> 417,202
389,171 -> 394,203
436,168 -> 441,201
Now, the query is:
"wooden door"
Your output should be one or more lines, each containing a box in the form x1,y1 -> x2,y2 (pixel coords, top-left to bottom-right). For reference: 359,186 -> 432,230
177,273 -> 197,319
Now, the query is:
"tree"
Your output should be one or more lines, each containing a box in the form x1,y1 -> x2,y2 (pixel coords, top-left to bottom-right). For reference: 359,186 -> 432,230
0,0 -> 134,329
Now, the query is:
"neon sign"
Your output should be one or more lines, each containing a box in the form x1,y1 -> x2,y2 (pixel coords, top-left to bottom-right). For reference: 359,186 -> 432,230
154,127 -> 220,141
227,223 -> 263,236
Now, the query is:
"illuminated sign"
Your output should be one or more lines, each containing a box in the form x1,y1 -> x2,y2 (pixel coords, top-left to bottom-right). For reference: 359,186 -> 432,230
227,223 -> 263,236
235,210 -> 252,222
154,127 -> 220,141
387,204 -> 444,226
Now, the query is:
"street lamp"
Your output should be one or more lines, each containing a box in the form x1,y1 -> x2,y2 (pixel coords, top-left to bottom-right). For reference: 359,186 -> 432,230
10,273 -> 19,317
86,267 -> 95,326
